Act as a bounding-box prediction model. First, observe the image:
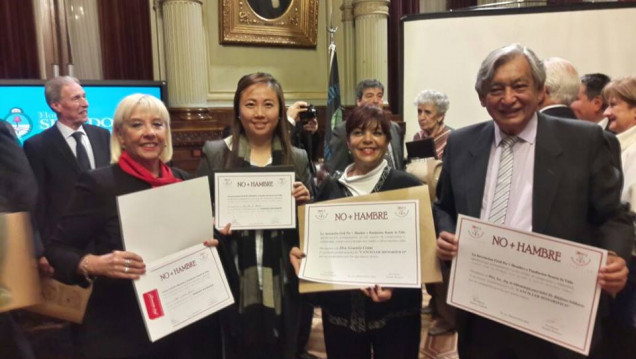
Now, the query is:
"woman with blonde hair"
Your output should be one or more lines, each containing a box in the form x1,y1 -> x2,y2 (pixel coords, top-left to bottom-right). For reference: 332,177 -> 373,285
46,94 -> 221,359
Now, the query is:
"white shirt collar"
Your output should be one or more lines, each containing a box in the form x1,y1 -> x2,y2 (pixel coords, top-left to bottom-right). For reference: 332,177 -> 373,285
493,112 -> 538,146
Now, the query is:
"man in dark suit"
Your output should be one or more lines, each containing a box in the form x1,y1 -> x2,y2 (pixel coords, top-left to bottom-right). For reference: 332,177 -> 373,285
434,44 -> 632,359
23,76 -> 110,245
326,79 -> 404,173
538,57 -> 579,119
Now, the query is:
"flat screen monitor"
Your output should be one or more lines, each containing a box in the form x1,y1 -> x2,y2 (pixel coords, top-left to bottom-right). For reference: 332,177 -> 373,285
0,79 -> 167,144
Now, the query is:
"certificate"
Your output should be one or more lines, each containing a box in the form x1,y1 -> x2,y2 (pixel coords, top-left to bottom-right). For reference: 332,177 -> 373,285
214,171 -> 295,230
448,215 -> 607,355
299,200 -> 421,288
134,243 -> 234,342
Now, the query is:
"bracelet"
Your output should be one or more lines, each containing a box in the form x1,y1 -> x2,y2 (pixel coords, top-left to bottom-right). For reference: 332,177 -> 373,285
79,255 -> 95,284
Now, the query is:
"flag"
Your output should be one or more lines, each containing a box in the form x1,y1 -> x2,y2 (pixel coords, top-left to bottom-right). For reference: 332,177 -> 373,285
323,42 -> 342,161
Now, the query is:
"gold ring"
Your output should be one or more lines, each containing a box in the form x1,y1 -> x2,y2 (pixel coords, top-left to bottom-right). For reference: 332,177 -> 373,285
125,259 -> 131,266
124,266 -> 129,274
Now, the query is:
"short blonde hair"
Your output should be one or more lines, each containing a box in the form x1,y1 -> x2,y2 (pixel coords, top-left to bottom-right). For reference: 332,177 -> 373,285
603,76 -> 636,109
110,94 -> 173,164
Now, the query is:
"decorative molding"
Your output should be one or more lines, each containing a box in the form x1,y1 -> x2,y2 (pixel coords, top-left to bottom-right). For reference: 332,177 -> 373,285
219,0 -> 319,47
352,0 -> 390,17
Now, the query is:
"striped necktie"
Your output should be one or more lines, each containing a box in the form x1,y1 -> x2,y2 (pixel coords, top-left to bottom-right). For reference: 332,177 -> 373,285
489,135 -> 517,225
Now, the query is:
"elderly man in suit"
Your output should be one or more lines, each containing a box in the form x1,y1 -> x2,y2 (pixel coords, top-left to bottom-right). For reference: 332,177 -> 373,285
23,76 -> 110,245
538,57 -> 580,119
326,79 -> 404,173
434,44 -> 632,359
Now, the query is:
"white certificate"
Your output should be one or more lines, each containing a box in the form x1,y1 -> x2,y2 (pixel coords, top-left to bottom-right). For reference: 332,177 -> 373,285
214,171 -> 295,230
134,243 -> 234,342
448,215 -> 607,355
299,200 -> 421,288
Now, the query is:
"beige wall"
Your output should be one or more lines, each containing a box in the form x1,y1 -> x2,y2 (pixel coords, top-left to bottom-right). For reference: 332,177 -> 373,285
204,0 -> 344,108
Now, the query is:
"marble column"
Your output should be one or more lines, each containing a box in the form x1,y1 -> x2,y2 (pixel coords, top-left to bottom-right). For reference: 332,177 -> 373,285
352,0 -> 389,100
339,0 -> 356,105
159,0 -> 210,120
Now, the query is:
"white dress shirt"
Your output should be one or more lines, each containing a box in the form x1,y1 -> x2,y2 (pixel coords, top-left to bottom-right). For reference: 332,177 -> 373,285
480,114 -> 538,232
56,121 -> 96,169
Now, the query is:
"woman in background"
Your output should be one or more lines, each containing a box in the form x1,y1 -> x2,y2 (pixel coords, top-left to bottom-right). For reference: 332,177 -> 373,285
602,76 -> 636,359
412,89 -> 452,159
45,94 -> 220,359
292,105 -> 423,359
197,72 -> 312,359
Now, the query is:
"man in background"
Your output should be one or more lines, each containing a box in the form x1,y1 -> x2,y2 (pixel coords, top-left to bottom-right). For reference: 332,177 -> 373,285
23,76 -> 110,245
571,73 -> 612,129
326,79 -> 404,173
538,57 -> 580,119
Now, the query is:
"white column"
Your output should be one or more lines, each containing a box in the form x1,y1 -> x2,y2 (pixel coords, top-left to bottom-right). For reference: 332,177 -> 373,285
160,0 -> 208,108
340,0 -> 355,105
352,0 -> 389,99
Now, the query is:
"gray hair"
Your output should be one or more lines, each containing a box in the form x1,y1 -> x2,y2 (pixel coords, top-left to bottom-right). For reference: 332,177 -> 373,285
543,57 -> 580,106
44,76 -> 81,109
413,90 -> 450,115
111,94 -> 173,164
356,79 -> 384,100
475,44 -> 545,98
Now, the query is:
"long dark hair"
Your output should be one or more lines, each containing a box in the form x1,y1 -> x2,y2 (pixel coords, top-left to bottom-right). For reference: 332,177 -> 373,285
226,72 -> 293,167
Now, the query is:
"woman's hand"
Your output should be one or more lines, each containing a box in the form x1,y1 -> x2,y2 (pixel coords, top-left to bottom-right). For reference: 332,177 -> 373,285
83,250 -> 146,280
289,246 -> 305,276
361,285 -> 393,302
293,181 -> 311,205
204,222 -> 232,247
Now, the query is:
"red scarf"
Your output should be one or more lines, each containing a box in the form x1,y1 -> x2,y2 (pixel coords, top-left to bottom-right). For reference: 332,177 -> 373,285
118,150 -> 182,188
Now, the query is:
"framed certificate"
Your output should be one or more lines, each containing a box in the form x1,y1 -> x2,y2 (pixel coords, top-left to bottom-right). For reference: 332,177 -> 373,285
448,215 -> 607,355
214,168 -> 296,230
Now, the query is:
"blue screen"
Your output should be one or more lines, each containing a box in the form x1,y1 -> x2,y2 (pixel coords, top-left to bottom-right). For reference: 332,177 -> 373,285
0,85 -> 163,144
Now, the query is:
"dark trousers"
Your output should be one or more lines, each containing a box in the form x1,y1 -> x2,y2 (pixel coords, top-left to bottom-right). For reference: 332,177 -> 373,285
0,313 -> 35,359
322,313 -> 420,359
296,300 -> 314,355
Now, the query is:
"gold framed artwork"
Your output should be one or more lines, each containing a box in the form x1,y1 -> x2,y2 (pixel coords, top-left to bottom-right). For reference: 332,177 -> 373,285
219,0 -> 319,48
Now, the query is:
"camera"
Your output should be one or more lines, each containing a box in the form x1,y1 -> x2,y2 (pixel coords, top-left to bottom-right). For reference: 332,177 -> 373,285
299,104 -> 317,122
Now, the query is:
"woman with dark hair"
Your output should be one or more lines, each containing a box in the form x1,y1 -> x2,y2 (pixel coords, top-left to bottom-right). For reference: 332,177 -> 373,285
45,94 -> 221,359
291,105 -> 423,359
197,72 -> 312,359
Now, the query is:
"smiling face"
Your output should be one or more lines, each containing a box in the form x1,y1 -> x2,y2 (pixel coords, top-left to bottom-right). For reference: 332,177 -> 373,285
417,103 -> 444,137
347,121 -> 388,175
604,96 -> 636,134
480,55 -> 543,136
239,83 -> 280,143
116,108 -> 167,171
51,82 -> 89,130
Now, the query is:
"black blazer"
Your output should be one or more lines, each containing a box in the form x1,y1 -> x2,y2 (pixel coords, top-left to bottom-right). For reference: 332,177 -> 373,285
433,113 -> 633,358
23,123 -> 110,243
46,165 -> 220,359
541,105 -> 577,120
0,121 -> 37,212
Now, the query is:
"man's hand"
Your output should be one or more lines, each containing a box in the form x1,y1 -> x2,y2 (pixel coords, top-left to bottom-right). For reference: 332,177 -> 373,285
38,256 -> 55,277
598,254 -> 628,296
289,247 -> 305,276
436,231 -> 458,261
302,118 -> 318,134
287,101 -> 309,123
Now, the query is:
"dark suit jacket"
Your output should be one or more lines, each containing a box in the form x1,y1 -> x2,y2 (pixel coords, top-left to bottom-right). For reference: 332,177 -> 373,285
0,121 -> 37,213
46,165 -> 220,359
23,123 -> 110,243
326,120 -> 404,173
433,113 -> 633,358
541,105 -> 577,120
